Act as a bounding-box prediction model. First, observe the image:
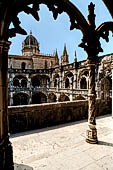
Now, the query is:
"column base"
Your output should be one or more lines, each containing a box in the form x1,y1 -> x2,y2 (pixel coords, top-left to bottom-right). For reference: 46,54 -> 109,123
0,139 -> 14,170
86,127 -> 98,144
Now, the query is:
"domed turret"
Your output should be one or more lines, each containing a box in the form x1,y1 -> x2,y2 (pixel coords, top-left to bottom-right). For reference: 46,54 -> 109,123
22,31 -> 40,56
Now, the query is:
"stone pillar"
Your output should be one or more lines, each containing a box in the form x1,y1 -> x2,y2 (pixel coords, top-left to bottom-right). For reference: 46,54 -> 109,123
56,78 -> 59,90
73,73 -> 76,89
59,72 -> 62,89
0,40 -> 14,169
86,61 -> 98,144
85,2 -> 98,144
10,92 -> 13,106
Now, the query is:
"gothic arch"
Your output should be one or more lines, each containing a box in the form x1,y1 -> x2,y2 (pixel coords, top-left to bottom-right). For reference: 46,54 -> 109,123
101,77 -> 111,91
100,76 -> 111,100
32,76 -> 40,87
58,93 -> 70,102
32,92 -> 47,104
32,74 -> 50,88
74,94 -> 86,100
78,69 -> 89,80
53,74 -> 59,88
13,92 -> 29,105
64,72 -> 74,89
80,77 -> 87,89
13,75 -> 27,87
64,71 -> 73,78
48,93 -> 57,103
21,62 -> 26,69
53,73 -> 59,81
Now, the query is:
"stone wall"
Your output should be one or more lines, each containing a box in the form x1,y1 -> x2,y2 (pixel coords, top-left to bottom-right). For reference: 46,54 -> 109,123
8,99 -> 111,134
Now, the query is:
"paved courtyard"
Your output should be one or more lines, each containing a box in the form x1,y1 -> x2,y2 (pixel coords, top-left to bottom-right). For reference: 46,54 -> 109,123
10,114 -> 113,170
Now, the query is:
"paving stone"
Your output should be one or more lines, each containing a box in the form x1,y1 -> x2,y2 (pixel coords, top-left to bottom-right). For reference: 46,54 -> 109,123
96,154 -> 113,170
10,115 -> 113,170
14,163 -> 33,170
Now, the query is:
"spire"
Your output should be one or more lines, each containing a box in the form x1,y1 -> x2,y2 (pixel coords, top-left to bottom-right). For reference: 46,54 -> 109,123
61,44 -> 69,65
74,50 -> 77,62
55,49 -> 59,66
55,49 -> 58,58
63,44 -> 68,56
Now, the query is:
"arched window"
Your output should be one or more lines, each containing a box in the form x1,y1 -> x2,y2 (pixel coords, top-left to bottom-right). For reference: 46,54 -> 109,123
32,77 -> 40,87
45,60 -> 47,69
65,78 -> 69,88
21,78 -> 27,87
13,78 -> 19,87
32,92 -> 47,104
54,74 -> 59,87
13,93 -> 28,105
80,77 -> 87,89
21,62 -> 26,70
13,75 -> 27,87
54,79 -> 57,87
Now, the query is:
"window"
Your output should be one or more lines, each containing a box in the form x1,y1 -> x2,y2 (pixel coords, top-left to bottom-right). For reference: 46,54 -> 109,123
21,62 -> 26,69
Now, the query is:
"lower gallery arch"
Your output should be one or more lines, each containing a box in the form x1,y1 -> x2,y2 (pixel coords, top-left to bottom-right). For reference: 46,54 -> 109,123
74,94 -> 86,100
13,92 -> 29,105
48,93 -> 56,103
32,92 -> 47,104
58,93 -> 70,102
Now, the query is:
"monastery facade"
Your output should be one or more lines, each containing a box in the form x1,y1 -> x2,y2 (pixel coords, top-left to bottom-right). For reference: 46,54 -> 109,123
8,32 -> 112,106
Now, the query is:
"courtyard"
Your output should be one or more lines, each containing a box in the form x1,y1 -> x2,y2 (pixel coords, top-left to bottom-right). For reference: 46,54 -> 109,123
11,114 -> 113,170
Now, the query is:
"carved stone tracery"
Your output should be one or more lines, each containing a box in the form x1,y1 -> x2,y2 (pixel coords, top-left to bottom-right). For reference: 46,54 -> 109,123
0,0 -> 113,168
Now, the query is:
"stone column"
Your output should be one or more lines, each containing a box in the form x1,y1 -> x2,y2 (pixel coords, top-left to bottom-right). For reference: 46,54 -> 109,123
10,92 -> 14,106
0,40 -> 14,169
86,60 -> 98,144
59,72 -> 62,89
73,73 -> 77,89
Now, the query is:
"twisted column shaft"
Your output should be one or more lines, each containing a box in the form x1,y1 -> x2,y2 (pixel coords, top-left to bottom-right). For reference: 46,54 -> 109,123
0,40 -> 14,170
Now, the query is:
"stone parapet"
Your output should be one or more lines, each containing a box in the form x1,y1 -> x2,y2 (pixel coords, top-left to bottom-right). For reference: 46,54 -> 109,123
8,99 -> 111,134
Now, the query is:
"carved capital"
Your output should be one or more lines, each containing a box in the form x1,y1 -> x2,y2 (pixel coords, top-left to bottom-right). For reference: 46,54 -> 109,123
0,41 -> 11,52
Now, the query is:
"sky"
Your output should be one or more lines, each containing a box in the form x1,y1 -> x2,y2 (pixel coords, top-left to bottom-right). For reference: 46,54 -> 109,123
9,0 -> 113,63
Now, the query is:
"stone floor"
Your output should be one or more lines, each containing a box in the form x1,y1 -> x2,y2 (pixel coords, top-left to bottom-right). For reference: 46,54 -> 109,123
11,114 -> 113,170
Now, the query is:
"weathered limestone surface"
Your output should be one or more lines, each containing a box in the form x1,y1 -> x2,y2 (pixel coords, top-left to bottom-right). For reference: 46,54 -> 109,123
10,115 -> 113,170
8,100 -> 111,133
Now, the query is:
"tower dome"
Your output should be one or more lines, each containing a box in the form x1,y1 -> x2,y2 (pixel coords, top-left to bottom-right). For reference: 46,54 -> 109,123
22,31 -> 40,56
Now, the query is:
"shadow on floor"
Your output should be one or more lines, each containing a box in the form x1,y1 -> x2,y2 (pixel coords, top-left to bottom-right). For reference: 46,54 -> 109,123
11,114 -> 111,139
98,140 -> 113,147
14,163 -> 34,170
11,118 -> 88,139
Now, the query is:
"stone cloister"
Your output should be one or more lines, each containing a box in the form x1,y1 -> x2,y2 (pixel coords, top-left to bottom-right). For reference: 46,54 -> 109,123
0,0 -> 113,169
8,36 -> 112,106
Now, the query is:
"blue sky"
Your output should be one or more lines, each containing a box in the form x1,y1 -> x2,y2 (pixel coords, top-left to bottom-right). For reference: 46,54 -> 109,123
9,0 -> 113,63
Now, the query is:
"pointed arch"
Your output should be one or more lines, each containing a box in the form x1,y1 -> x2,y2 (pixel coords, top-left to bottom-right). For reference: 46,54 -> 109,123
48,93 -> 57,103
32,92 -> 47,104
13,92 -> 29,105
